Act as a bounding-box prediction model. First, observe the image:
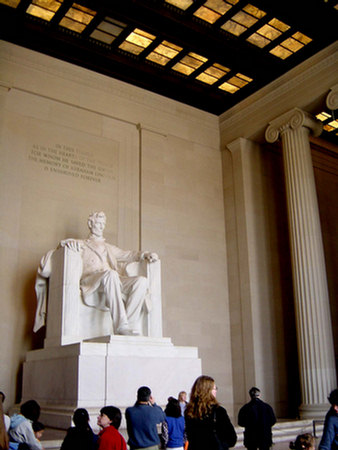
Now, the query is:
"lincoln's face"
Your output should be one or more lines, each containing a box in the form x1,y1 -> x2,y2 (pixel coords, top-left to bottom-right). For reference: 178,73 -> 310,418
89,217 -> 106,238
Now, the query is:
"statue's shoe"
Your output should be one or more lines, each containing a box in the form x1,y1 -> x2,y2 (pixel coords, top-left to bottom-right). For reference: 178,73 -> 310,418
117,327 -> 140,336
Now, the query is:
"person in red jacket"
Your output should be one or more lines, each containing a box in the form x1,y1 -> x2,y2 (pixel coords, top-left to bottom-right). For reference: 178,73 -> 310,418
97,406 -> 127,450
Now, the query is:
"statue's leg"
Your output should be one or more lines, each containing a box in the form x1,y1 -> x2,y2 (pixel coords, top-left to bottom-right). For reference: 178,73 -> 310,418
101,270 -> 129,333
121,276 -> 148,334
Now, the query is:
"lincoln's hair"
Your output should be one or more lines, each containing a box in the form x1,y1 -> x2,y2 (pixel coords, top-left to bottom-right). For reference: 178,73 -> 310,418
88,211 -> 106,228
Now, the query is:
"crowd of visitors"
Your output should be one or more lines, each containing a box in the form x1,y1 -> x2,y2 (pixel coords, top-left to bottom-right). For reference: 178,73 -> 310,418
0,383 -> 337,450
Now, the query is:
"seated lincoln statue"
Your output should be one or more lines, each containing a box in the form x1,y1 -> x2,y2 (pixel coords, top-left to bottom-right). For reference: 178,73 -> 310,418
33,211 -> 159,337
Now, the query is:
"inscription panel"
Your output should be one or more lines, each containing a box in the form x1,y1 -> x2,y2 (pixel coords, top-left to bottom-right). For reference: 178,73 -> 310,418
28,142 -> 115,184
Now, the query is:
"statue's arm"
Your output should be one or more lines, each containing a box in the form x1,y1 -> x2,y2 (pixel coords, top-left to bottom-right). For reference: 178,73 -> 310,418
33,248 -> 55,332
108,242 -> 159,264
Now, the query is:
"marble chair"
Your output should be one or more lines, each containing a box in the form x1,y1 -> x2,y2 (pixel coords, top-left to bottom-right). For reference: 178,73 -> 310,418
42,246 -> 162,348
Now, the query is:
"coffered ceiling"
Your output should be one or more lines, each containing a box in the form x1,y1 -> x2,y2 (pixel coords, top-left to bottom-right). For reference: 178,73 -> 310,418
0,0 -> 337,140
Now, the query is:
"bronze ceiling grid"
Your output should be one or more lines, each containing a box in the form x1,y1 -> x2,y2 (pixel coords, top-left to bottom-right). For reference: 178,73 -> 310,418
0,0 -> 337,122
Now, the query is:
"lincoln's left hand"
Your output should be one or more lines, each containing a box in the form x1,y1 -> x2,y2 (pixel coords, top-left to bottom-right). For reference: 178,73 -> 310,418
142,252 -> 159,263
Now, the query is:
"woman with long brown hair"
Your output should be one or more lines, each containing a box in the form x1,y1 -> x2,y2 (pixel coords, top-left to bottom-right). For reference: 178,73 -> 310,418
185,375 -> 237,450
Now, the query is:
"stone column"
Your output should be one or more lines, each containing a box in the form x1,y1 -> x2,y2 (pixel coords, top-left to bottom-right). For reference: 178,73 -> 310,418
265,107 -> 337,418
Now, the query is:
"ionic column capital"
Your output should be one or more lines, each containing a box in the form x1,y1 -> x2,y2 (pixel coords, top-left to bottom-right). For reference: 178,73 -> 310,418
265,107 -> 322,143
326,84 -> 338,111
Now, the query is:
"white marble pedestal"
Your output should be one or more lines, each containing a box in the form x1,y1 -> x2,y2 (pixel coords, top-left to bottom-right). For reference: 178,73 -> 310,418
22,335 -> 201,430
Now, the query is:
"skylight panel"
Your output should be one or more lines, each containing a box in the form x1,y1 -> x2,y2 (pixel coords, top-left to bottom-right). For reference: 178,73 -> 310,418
0,0 -> 21,7
270,31 -> 312,59
26,0 -> 63,21
194,6 -> 221,24
60,3 -> 96,33
146,41 -> 183,66
194,0 -> 239,24
196,63 -> 230,84
324,121 -> 338,132
221,4 -> 266,36
218,73 -> 252,93
164,0 -> 193,10
172,52 -> 208,76
316,112 -> 331,122
316,111 -> 338,135
119,29 -> 156,55
247,18 -> 290,48
91,17 -> 126,45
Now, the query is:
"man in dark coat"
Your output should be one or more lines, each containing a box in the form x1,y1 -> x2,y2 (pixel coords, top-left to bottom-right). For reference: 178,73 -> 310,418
238,387 -> 276,450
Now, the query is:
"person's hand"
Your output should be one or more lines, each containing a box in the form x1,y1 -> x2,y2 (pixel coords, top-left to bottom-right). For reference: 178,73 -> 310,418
59,239 -> 83,252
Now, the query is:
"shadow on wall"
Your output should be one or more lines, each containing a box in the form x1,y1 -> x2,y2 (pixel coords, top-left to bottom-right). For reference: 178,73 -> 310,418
15,271 -> 46,403
264,143 -> 301,418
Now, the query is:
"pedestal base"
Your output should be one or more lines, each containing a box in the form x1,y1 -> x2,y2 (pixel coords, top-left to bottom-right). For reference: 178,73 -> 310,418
22,335 -> 202,429
299,402 -> 329,419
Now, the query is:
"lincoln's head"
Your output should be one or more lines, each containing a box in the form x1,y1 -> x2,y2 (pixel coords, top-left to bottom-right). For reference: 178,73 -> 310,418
87,211 -> 106,238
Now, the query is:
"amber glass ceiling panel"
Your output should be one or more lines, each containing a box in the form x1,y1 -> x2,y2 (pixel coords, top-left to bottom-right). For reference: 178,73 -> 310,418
221,4 -> 266,36
219,73 -> 252,93
172,52 -> 208,76
316,112 -> 331,122
91,17 -> 126,45
316,112 -> 338,135
196,62 -> 230,84
247,18 -> 290,48
0,0 -> 21,7
323,121 -> 338,133
119,29 -> 156,55
194,0 -> 239,24
60,3 -> 96,33
146,41 -> 183,66
26,0 -> 63,21
270,31 -> 312,59
164,0 -> 193,10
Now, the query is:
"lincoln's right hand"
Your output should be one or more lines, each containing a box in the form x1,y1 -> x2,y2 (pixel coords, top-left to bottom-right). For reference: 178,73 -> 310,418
59,239 -> 84,252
